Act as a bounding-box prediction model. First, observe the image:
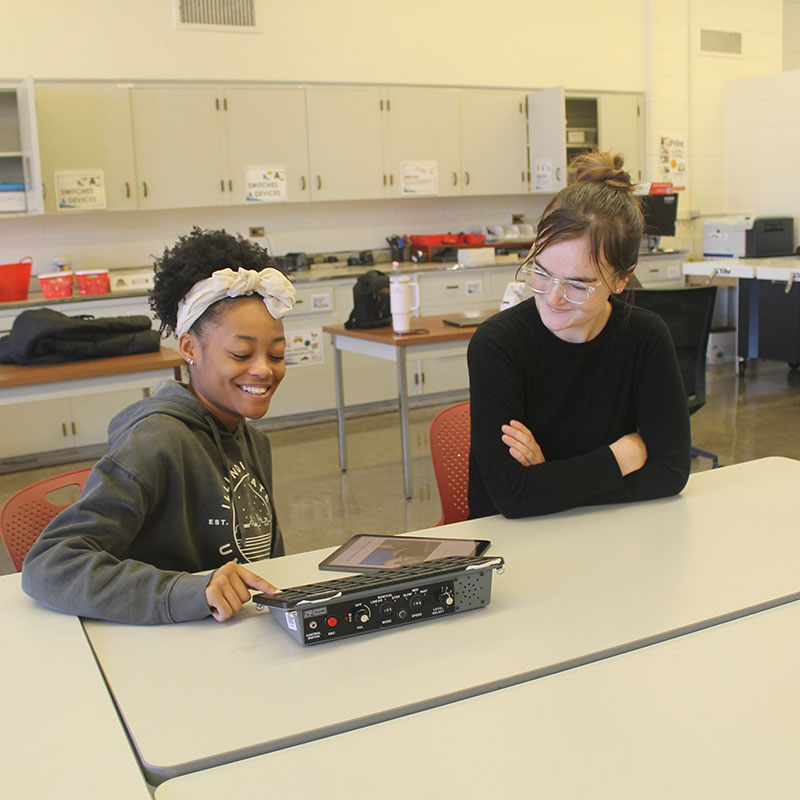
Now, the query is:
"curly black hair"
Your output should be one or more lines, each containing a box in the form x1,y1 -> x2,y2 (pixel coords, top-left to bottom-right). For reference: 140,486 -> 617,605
149,227 -> 279,337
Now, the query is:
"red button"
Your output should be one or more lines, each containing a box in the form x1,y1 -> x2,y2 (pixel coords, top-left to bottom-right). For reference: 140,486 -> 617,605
326,616 -> 338,628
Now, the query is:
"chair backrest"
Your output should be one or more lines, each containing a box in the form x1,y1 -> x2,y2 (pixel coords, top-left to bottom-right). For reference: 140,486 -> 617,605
0,467 -> 93,572
625,286 -> 717,414
429,401 -> 471,525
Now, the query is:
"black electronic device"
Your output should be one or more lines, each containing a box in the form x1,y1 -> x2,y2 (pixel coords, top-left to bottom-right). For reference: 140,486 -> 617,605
253,555 -> 504,646
318,533 -> 490,573
640,193 -> 678,238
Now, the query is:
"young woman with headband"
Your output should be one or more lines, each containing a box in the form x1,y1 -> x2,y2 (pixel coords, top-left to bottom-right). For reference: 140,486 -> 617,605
23,228 -> 296,624
467,152 -> 691,519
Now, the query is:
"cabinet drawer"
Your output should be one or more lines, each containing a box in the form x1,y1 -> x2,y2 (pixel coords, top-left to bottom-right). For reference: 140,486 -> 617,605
419,272 -> 487,306
291,285 -> 337,315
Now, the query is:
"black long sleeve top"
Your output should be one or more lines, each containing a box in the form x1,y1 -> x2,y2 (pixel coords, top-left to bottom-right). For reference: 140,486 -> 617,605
467,297 -> 691,519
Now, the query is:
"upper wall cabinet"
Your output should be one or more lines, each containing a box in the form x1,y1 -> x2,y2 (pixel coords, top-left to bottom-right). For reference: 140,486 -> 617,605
130,87 -> 227,210
36,84 -> 138,213
383,88 -> 461,198
223,87 -> 311,203
306,87 -> 385,202
597,93 -> 641,183
527,87 -> 568,194
0,77 -> 43,215
459,90 -> 529,196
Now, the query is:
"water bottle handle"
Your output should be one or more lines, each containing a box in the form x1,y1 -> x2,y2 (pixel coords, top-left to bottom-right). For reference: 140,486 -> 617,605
409,282 -> 420,312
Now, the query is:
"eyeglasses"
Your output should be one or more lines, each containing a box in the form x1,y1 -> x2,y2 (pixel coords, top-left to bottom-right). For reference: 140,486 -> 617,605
519,261 -> 602,305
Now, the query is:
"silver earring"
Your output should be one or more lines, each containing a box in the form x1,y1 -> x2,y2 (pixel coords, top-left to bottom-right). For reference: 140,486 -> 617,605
186,358 -> 195,366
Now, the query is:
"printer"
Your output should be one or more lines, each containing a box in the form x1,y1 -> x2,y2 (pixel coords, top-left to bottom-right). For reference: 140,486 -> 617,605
703,216 -> 795,258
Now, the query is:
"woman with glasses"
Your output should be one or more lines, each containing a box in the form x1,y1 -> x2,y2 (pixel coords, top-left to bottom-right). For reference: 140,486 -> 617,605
467,151 -> 690,519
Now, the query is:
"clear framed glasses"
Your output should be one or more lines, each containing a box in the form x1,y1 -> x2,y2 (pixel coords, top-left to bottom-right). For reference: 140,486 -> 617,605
519,261 -> 602,305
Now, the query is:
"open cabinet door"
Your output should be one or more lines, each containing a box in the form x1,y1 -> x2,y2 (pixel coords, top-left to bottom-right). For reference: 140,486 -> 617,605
17,76 -> 43,215
527,86 -> 567,194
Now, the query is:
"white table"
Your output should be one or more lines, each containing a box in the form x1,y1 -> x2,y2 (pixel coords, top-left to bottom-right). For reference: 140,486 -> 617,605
322,315 -> 478,498
0,574 -> 151,799
683,257 -> 800,375
82,457 -> 800,784
154,599 -> 800,799
0,348 -> 184,406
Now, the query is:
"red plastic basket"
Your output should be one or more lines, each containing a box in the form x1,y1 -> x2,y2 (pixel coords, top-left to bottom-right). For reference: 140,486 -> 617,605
39,271 -> 74,298
0,257 -> 33,302
75,269 -> 110,295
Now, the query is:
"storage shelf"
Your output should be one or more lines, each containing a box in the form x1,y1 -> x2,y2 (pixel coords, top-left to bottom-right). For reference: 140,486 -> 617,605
0,152 -> 23,158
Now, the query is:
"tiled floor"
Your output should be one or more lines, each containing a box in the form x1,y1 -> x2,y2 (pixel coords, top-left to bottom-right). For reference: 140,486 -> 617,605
1,358 -> 799,577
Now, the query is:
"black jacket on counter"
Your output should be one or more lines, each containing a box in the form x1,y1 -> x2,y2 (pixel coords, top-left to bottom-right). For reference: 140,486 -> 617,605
0,308 -> 160,365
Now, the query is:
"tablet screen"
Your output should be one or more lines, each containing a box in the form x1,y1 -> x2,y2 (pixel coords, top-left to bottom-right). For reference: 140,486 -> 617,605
318,534 -> 491,572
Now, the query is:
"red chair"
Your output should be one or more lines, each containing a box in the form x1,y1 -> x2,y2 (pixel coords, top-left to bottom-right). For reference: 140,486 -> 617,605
429,401 -> 471,525
0,467 -> 93,572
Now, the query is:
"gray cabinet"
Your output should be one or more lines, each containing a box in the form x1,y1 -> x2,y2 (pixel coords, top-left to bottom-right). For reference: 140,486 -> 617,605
130,86 -> 227,210
306,87 -> 385,202
459,90 -> 529,196
36,83 -> 138,213
0,76 -> 43,215
223,87 -> 311,204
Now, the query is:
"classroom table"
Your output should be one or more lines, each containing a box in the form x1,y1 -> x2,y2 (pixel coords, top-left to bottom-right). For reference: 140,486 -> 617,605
0,347 -> 184,405
322,314 -> 484,498
0,574 -> 151,799
82,456 -> 800,785
683,257 -> 800,375
154,598 -> 800,799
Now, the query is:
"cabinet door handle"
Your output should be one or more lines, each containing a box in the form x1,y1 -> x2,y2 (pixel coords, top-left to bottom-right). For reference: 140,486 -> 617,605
556,167 -> 561,181
125,181 -> 130,198
383,174 -> 387,186
220,180 -> 225,192
42,182 -> 46,199
465,171 -> 470,185
62,423 -> 67,437
300,175 -> 306,190
452,172 -> 458,185
228,179 -> 233,192
389,174 -> 394,186
521,171 -> 525,182
71,422 -> 77,435
215,98 -> 220,110
316,175 -> 322,190
142,182 -> 148,198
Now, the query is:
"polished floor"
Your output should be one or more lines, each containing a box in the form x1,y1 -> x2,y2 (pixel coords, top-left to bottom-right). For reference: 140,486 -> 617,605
1,358 -> 799,576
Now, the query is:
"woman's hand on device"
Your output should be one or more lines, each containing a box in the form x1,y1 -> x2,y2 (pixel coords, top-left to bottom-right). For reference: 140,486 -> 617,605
502,419 -> 545,467
609,433 -> 648,476
205,561 -> 279,623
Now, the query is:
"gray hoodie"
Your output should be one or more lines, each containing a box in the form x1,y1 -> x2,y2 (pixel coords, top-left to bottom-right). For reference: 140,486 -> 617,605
21,380 -> 284,624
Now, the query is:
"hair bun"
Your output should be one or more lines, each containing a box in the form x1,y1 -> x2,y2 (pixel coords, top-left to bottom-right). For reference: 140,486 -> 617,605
572,151 -> 634,193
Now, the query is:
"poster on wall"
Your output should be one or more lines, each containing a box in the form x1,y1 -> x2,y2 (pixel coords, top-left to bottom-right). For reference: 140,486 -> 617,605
534,159 -> 553,192
55,170 -> 106,211
400,161 -> 438,195
286,328 -> 323,366
659,136 -> 687,191
244,165 -> 287,202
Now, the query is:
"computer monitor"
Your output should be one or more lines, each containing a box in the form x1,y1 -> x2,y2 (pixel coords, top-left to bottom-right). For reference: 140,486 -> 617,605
639,193 -> 678,238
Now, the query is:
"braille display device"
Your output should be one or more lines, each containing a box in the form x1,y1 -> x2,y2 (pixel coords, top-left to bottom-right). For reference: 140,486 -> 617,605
253,555 -> 505,646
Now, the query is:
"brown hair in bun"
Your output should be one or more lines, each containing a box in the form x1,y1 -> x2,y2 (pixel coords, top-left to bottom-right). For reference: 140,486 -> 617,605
524,151 -> 643,283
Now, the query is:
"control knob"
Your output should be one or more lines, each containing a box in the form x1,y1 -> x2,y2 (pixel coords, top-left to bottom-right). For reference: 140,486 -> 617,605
439,590 -> 454,607
352,605 -> 371,625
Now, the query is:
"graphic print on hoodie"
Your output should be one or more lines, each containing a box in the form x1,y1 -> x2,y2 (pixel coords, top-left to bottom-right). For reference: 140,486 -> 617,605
224,460 -> 274,561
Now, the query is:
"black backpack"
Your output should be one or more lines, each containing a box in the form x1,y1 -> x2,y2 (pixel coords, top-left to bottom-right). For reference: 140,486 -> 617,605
344,269 -> 392,329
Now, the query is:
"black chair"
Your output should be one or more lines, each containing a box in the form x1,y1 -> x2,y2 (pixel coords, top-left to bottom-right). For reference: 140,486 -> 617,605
624,286 -> 719,468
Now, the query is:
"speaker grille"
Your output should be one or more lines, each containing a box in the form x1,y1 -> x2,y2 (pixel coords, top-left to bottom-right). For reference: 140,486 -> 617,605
700,29 -> 742,55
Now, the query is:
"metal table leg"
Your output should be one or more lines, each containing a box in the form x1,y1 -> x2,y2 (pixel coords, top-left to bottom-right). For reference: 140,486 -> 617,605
332,340 -> 348,471
396,347 -> 412,498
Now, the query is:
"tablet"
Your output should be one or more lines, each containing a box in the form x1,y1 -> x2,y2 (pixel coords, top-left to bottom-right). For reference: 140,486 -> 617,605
318,534 -> 491,573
